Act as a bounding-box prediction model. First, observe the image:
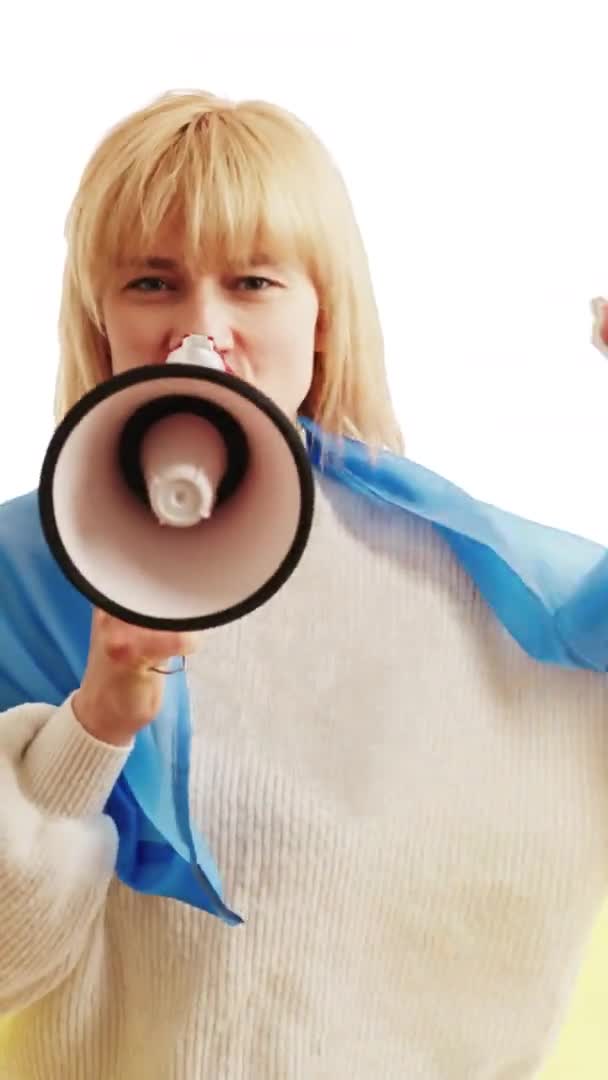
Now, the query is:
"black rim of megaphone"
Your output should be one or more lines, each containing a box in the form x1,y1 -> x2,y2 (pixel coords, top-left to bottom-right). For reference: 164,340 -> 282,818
38,363 -> 315,632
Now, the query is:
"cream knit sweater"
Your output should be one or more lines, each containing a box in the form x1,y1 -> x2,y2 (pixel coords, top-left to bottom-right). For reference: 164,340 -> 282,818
1,473 -> 608,1079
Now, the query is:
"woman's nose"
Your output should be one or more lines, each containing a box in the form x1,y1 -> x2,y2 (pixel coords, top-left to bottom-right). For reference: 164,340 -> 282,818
168,286 -> 233,356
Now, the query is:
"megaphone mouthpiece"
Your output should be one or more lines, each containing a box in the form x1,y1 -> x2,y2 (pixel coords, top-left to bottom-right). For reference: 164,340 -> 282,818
118,395 -> 250,515
141,411 -> 228,526
167,334 -> 225,371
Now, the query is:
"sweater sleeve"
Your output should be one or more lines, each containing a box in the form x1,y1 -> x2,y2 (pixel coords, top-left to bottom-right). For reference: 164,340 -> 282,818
0,697 -> 132,1013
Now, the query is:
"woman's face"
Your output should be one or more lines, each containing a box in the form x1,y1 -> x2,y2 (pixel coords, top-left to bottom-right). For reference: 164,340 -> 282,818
101,235 -> 320,422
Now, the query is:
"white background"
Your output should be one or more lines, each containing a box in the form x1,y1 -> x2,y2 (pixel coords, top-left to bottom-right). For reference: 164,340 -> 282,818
1,1 -> 608,541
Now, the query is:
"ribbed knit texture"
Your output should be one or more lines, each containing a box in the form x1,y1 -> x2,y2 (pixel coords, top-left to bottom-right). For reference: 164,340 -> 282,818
1,473 -> 608,1079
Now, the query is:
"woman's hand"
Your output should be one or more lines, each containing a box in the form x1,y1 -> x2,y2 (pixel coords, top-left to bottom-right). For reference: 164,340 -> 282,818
72,609 -> 202,746
591,296 -> 608,353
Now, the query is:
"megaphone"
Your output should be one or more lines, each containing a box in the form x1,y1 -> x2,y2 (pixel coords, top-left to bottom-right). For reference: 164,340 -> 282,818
39,336 -> 315,631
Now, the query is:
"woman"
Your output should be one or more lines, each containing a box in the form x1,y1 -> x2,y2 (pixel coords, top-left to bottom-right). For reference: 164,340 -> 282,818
1,89 -> 607,1079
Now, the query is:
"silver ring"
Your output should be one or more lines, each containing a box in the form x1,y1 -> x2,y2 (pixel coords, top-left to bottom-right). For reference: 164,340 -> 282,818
149,655 -> 187,675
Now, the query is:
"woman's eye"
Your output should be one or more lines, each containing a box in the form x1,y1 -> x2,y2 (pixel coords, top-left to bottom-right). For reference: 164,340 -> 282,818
234,276 -> 274,291
127,276 -> 171,292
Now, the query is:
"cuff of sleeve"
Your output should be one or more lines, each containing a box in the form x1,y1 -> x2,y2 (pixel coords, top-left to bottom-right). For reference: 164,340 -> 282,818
21,693 -> 133,819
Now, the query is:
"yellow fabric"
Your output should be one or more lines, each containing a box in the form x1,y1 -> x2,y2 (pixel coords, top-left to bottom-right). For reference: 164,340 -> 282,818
541,903 -> 608,1078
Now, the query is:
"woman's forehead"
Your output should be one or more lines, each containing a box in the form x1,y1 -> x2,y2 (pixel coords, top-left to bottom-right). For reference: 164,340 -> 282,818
94,190 -> 317,283
111,218 -> 301,272
115,251 -> 292,274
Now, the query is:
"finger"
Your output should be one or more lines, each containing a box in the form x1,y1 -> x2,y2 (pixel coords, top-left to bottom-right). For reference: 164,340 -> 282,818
102,622 -> 200,665
591,297 -> 608,350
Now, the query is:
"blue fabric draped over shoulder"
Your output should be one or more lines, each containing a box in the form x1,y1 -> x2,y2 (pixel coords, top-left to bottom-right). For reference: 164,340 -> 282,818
0,418 -> 606,920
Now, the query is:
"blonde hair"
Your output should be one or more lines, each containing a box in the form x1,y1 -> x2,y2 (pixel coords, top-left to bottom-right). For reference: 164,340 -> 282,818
56,90 -> 404,455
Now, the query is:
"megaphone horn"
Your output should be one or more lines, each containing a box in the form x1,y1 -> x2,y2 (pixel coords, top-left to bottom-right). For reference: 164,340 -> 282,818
39,336 -> 315,631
